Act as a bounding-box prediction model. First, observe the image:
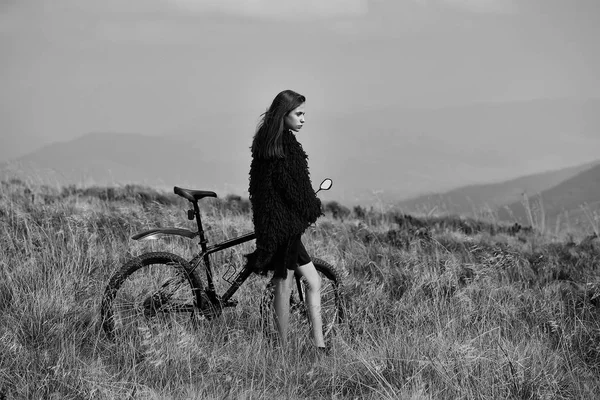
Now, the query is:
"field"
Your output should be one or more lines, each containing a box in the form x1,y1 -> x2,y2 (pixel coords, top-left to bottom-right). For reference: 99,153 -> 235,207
1,179 -> 600,399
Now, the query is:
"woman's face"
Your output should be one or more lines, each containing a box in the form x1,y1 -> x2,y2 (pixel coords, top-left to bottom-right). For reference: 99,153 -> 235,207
284,103 -> 305,132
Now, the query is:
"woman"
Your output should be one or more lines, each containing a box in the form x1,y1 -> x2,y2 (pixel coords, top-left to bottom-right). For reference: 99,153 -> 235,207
248,89 -> 326,350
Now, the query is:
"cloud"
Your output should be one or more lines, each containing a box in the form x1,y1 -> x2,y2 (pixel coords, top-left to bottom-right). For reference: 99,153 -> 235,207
166,0 -> 368,19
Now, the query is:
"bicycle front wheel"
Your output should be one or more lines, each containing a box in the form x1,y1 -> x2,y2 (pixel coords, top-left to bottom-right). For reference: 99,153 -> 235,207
259,257 -> 344,343
100,252 -> 204,340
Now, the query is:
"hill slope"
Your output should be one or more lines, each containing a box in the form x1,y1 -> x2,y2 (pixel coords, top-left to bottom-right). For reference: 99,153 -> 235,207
304,97 -> 600,205
0,132 -> 249,194
498,163 -> 600,228
396,160 -> 599,215
2,97 -> 599,205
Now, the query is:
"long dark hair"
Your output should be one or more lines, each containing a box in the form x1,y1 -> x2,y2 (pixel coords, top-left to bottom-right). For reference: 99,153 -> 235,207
251,90 -> 306,159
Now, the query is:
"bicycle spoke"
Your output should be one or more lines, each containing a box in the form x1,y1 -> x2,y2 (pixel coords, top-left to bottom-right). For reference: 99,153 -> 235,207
312,278 -> 339,337
107,258 -> 199,340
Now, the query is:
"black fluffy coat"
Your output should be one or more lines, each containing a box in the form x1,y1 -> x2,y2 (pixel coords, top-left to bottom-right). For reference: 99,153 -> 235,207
247,129 -> 322,277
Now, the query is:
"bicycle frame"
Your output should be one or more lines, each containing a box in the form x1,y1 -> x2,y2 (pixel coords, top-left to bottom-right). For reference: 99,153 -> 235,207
190,231 -> 256,305
133,197 -> 257,310
131,177 -> 332,313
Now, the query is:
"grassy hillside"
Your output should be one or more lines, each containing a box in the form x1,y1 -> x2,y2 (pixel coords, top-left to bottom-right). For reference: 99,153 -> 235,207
1,179 -> 600,398
397,160 -> 599,216
498,163 -> 600,230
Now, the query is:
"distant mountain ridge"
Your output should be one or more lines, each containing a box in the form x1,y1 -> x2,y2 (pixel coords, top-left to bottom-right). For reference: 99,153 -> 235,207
0,132 -> 249,194
396,159 -> 600,231
4,129 -> 598,227
303,97 -> 600,205
2,97 -> 599,207
498,163 -> 600,228
397,160 -> 600,216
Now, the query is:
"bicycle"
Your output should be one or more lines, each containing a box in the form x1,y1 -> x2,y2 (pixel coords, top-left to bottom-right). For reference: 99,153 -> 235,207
100,178 -> 344,343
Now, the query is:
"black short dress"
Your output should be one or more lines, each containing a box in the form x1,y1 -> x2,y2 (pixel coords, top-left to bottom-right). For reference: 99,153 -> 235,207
271,234 -> 312,277
248,234 -> 312,279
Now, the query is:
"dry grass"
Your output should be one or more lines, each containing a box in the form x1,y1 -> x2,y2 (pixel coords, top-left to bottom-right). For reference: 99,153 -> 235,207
1,179 -> 600,399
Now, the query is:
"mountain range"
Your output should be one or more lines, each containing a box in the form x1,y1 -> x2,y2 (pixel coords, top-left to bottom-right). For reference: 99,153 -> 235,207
0,132 -> 247,193
1,98 -> 599,223
397,160 -> 599,214
497,163 -> 600,229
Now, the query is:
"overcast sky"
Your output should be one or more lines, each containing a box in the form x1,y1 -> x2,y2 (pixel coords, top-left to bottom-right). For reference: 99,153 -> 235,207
1,0 -> 599,198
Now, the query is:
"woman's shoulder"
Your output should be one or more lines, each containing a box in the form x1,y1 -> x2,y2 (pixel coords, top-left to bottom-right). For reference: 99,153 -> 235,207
282,131 -> 306,157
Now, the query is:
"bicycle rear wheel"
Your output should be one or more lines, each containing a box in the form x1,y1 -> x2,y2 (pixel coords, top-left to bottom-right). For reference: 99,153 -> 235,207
100,252 -> 204,341
259,258 -> 344,343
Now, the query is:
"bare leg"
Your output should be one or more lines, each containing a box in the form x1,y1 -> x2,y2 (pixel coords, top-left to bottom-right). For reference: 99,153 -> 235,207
273,268 -> 295,347
296,262 -> 325,348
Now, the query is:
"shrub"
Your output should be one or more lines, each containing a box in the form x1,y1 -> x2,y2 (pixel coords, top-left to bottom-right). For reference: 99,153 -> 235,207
324,200 -> 351,221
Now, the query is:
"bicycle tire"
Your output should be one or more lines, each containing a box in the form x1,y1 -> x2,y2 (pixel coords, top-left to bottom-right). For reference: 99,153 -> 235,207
259,257 -> 344,343
100,252 -> 204,340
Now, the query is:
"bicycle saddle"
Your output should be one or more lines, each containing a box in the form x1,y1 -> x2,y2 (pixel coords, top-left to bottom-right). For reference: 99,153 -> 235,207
173,186 -> 217,202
